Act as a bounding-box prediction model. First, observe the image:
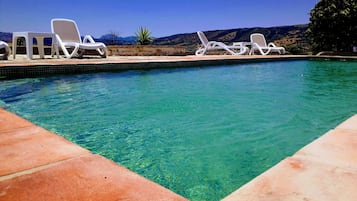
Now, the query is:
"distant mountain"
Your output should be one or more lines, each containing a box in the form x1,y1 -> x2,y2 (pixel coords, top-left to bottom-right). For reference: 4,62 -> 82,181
0,32 -> 12,43
153,24 -> 309,48
98,34 -> 137,45
120,36 -> 137,43
1,24 -> 309,51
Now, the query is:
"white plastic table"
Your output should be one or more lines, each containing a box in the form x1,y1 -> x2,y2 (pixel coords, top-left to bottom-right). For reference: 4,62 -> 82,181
12,32 -> 59,60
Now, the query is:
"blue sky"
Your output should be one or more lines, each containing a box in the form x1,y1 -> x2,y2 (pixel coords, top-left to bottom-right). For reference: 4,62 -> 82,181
0,0 -> 319,38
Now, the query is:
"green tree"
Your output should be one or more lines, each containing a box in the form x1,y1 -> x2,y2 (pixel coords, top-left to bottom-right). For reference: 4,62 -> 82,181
136,27 -> 153,45
307,0 -> 357,53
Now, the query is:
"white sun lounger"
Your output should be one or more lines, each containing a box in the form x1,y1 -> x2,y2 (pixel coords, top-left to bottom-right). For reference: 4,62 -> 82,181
0,40 -> 11,60
51,18 -> 107,58
195,31 -> 248,56
250,33 -> 285,55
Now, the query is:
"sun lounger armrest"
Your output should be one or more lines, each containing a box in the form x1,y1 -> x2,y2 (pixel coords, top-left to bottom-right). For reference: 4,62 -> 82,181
251,42 -> 259,48
54,34 -> 79,58
207,41 -> 225,48
0,41 -> 11,56
268,42 -> 277,47
83,35 -> 96,43
268,42 -> 285,54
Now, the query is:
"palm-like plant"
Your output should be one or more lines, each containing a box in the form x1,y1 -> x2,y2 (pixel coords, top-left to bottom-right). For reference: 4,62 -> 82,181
136,27 -> 153,45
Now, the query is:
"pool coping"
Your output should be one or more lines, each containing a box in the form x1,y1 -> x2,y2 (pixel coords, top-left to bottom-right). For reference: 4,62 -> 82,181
0,55 -> 356,79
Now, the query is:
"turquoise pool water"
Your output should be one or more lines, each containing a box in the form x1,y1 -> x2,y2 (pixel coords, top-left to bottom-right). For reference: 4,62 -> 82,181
0,60 -> 356,200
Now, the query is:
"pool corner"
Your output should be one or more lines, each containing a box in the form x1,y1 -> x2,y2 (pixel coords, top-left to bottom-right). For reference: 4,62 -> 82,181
222,114 -> 357,201
0,107 -> 188,201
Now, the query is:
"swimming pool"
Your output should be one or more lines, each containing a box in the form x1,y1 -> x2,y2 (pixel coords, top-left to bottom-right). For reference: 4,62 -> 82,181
0,60 -> 356,200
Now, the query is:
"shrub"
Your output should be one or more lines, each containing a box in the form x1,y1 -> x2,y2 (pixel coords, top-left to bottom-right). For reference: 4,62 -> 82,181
307,0 -> 357,53
136,27 -> 153,45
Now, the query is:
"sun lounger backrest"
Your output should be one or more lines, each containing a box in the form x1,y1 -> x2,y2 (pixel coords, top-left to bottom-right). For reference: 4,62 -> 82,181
197,31 -> 209,47
251,33 -> 267,47
52,19 -> 81,43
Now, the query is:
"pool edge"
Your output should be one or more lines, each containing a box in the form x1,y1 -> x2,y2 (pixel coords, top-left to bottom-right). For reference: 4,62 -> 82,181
1,55 -> 356,79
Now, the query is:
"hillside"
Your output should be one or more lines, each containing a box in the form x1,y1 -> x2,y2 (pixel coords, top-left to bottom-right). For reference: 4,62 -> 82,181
153,24 -> 309,49
0,24 -> 310,52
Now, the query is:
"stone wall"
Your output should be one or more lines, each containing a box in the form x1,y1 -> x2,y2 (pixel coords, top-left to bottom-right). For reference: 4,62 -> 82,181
107,45 -> 188,56
11,45 -> 191,56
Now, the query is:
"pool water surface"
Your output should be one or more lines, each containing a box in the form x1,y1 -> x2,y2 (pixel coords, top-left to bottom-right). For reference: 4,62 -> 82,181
0,60 -> 356,200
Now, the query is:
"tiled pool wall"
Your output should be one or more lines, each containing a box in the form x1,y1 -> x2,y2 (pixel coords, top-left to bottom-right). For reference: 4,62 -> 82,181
1,55 -> 356,79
